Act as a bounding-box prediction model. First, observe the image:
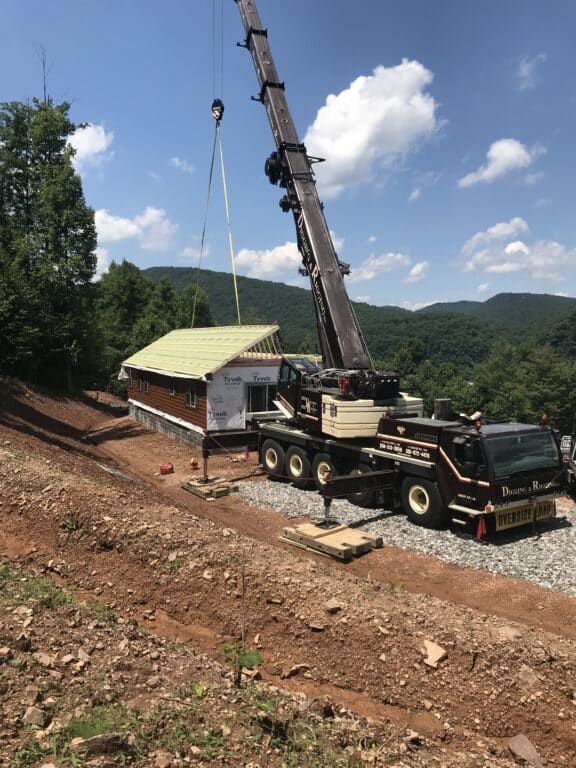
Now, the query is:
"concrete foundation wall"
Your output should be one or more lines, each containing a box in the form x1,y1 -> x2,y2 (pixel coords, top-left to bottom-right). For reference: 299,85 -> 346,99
130,404 -> 204,449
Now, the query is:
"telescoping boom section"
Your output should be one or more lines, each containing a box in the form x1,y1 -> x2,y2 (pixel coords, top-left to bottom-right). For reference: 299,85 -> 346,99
234,0 -> 370,373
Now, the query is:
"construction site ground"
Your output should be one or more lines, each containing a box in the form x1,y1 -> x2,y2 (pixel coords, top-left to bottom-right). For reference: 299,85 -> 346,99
1,380 -> 575,767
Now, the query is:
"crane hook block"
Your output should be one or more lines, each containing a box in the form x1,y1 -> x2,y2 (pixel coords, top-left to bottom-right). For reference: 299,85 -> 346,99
211,99 -> 224,122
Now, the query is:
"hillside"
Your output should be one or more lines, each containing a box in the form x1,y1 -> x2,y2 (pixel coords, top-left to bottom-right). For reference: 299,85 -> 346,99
143,267 -> 501,367
420,292 -> 576,327
1,381 -> 576,766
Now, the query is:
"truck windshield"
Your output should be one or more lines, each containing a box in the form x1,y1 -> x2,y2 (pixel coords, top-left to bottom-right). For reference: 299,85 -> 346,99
484,431 -> 560,479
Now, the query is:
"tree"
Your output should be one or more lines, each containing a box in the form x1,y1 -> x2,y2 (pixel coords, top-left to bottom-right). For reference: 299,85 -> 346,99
130,278 -> 180,350
178,282 -> 214,328
0,98 -> 97,388
95,259 -> 153,376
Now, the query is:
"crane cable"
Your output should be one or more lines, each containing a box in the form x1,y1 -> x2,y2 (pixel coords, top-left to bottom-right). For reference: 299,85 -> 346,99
217,125 -> 241,325
193,0 -> 242,326
191,123 -> 218,328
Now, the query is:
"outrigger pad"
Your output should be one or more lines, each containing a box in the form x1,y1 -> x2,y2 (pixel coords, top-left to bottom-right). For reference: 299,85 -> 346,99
280,521 -> 382,561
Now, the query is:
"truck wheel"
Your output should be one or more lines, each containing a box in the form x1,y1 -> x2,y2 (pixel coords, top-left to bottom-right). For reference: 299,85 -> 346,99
286,446 -> 313,490
312,452 -> 337,490
260,439 -> 285,478
347,463 -> 377,508
401,477 -> 447,529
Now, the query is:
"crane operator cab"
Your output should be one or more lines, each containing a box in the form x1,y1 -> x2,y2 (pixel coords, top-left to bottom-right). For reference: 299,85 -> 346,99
276,356 -> 319,417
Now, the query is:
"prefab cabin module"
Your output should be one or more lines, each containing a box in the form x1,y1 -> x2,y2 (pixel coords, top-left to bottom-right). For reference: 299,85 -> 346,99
120,325 -> 282,449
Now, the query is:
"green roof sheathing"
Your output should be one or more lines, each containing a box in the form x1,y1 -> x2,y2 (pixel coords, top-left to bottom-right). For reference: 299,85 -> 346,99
122,325 -> 280,379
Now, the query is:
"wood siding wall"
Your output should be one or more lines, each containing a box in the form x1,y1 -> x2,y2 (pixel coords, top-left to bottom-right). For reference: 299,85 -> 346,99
127,369 -> 207,430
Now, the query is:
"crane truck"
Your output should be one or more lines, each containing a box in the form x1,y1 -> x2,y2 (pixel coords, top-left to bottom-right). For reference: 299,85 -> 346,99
234,0 -> 571,537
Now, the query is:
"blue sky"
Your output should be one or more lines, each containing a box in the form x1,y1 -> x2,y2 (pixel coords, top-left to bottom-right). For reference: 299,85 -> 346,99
3,0 -> 575,309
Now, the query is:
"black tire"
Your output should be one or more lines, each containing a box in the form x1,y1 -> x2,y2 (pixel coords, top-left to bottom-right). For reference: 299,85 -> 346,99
346,462 -> 377,508
401,477 -> 448,529
286,446 -> 314,490
311,452 -> 338,490
260,439 -> 286,478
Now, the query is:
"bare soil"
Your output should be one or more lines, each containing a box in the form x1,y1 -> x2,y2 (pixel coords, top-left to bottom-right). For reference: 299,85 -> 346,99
1,381 -> 575,766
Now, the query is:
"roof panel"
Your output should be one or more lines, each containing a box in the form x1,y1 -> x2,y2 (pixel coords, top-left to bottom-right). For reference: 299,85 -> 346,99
122,325 -> 280,378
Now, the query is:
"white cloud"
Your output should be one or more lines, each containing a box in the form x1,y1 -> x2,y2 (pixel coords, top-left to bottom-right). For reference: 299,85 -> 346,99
461,217 -> 529,263
235,241 -> 301,279
516,53 -> 546,92
93,247 -> 109,280
409,170 -> 441,202
353,295 -> 371,303
304,60 -> 439,198
367,235 -> 377,244
400,299 -> 438,311
95,206 -> 178,252
348,252 -> 411,283
68,124 -> 114,173
460,217 -> 575,280
405,261 -> 429,283
169,156 -> 195,174
476,283 -> 490,294
532,197 -> 551,208
236,231 -> 343,280
524,172 -> 543,186
180,244 -> 209,263
458,139 -> 545,188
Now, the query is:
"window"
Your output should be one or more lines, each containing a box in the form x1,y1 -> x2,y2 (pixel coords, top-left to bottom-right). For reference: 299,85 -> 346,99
247,384 -> 277,413
484,431 -> 560,479
185,389 -> 198,409
168,379 -> 176,397
141,377 -> 149,394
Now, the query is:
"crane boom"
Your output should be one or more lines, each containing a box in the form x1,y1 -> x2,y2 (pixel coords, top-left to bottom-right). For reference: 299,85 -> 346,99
234,0 -> 370,371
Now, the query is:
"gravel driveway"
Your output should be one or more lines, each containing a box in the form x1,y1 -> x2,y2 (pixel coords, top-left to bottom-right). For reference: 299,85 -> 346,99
239,480 -> 576,596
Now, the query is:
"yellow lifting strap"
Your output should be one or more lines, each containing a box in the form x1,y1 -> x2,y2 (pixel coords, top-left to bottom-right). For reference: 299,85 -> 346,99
216,123 -> 241,326
192,105 -> 242,327
191,123 -> 217,328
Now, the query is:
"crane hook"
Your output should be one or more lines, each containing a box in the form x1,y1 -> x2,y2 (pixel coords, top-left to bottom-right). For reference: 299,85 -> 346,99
211,98 -> 224,123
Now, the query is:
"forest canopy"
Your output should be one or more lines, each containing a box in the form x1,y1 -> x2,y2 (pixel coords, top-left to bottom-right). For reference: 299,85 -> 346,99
0,98 -> 574,428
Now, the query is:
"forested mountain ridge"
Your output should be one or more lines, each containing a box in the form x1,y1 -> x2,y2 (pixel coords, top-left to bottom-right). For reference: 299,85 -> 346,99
142,267 -> 575,367
420,292 -> 576,326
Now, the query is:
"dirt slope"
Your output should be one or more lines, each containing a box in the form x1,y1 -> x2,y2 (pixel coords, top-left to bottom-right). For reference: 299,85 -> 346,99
1,382 -> 575,766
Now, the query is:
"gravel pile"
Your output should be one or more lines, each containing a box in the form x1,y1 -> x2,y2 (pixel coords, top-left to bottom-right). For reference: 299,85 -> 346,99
239,479 -> 576,596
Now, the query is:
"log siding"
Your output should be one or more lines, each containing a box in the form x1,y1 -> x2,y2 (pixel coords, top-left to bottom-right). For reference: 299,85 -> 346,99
127,368 -> 207,430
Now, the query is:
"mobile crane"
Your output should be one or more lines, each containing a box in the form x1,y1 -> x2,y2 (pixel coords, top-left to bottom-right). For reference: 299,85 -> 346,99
234,0 -> 571,536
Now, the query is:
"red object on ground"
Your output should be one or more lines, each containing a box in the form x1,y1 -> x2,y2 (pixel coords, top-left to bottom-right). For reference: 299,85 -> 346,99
160,463 -> 174,475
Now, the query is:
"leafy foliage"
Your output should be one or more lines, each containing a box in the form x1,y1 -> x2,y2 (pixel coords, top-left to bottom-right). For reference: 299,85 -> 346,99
0,98 -> 97,388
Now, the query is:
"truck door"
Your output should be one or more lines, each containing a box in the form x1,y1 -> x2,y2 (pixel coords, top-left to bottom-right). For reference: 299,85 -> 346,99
277,358 -> 300,415
441,433 -> 490,507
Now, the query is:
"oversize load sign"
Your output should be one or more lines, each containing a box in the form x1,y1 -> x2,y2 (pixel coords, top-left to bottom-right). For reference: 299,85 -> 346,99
495,500 -> 555,531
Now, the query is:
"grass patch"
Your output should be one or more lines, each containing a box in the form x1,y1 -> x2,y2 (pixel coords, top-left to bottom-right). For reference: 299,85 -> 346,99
0,561 -> 70,611
63,705 -> 134,741
17,574 -> 72,611
9,740 -> 46,767
166,555 -> 182,574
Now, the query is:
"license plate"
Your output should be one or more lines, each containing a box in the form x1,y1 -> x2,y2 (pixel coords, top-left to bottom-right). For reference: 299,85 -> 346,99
495,500 -> 556,531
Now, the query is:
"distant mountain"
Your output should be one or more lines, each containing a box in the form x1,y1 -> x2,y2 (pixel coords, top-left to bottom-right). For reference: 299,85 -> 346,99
143,268 -> 575,368
419,293 -> 576,327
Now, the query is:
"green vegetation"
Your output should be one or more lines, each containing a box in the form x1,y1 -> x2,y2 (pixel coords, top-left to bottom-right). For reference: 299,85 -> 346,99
0,560 -> 71,611
9,740 -> 45,768
1,95 -> 574,427
221,642 -> 263,688
0,98 -> 96,389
